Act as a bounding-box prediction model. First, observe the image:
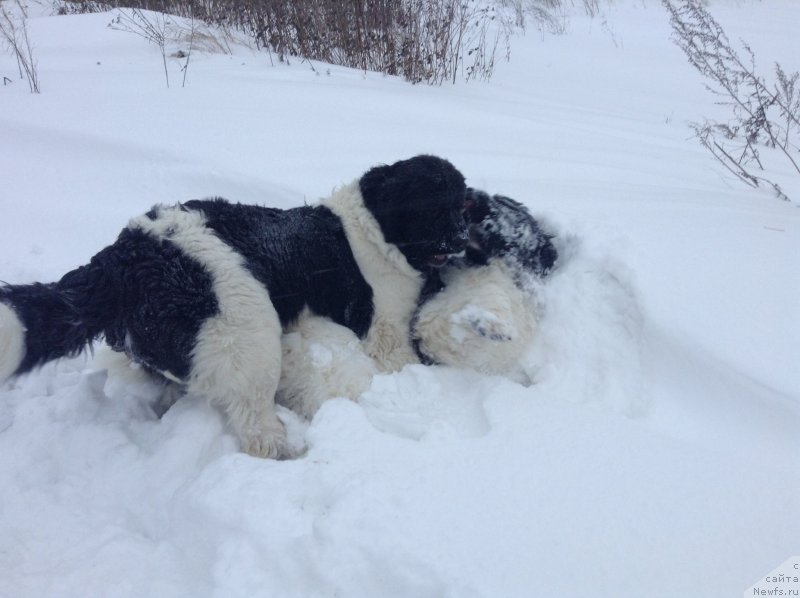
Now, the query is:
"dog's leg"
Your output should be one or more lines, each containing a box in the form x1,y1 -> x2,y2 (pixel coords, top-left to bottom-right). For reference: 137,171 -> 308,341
130,207 -> 287,459
190,308 -> 286,459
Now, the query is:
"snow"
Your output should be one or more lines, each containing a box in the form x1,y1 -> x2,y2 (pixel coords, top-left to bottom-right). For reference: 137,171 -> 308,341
1,1 -> 798,596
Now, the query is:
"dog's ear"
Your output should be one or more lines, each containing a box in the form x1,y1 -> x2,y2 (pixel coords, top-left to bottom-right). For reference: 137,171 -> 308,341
359,155 -> 466,214
464,187 -> 491,224
359,163 -> 394,211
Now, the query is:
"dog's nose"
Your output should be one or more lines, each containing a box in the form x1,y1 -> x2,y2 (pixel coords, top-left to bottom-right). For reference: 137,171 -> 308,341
448,234 -> 468,253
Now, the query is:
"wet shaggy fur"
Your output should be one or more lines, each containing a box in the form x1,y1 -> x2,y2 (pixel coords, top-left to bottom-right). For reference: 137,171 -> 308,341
461,187 -> 557,278
0,155 -> 469,458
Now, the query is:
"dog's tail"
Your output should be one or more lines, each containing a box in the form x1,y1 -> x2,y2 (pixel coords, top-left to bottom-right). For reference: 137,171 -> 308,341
0,256 -> 117,381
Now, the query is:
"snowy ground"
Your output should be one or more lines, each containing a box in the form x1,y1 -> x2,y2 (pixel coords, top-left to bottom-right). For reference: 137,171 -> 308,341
1,1 -> 798,597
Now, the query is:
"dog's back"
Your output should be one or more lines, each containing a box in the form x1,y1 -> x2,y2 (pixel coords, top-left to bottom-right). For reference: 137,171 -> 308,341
183,198 -> 375,337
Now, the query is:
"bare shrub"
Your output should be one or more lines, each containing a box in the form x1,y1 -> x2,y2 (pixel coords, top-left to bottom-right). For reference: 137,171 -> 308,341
231,0 -> 518,85
109,9 -> 173,87
0,0 -> 40,93
180,19 -> 232,55
177,9 -> 195,87
58,0 -> 614,84
499,0 -> 606,38
55,0 -> 108,14
663,0 -> 800,200
109,7 -> 205,87
61,0 -> 520,84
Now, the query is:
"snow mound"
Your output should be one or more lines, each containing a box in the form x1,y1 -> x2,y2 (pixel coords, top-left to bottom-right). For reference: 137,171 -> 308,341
522,228 -> 647,415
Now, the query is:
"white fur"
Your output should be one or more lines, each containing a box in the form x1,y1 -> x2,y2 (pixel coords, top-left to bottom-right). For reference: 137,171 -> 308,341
414,261 -> 535,383
323,182 -> 424,372
0,302 -> 25,382
130,207 -> 287,459
277,310 -> 377,419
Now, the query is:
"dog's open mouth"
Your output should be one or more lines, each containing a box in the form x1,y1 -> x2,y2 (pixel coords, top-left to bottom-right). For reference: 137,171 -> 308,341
429,250 -> 465,267
429,254 -> 449,267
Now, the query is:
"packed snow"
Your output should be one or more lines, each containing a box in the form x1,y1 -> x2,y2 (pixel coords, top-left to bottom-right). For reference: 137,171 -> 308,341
1,1 -> 798,597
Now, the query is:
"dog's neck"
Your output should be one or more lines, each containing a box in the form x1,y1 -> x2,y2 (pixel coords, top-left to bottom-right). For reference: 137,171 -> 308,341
322,182 -> 422,371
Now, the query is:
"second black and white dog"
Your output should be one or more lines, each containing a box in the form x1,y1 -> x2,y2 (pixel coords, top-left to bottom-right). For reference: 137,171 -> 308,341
0,155 -> 469,458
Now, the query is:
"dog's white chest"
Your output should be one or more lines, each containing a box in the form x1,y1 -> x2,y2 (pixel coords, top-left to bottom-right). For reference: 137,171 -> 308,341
323,183 -> 423,372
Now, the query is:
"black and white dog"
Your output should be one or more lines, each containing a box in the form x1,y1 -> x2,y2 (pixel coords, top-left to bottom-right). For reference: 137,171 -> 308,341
0,155 -> 469,458
276,188 -> 558,416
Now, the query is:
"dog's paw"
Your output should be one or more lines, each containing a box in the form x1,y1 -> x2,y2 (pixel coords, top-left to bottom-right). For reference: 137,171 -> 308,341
240,422 -> 289,460
452,305 -> 515,343
468,315 -> 513,342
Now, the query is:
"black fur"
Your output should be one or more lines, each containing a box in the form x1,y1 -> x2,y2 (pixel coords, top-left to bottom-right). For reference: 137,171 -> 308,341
1,281 -> 100,374
100,229 -> 220,380
181,200 -> 375,336
360,155 -> 468,270
1,228 -> 219,379
463,188 -> 557,277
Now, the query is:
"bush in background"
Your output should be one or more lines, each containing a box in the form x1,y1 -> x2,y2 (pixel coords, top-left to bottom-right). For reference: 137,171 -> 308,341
61,0 -> 524,84
664,0 -> 800,200
1,0 -> 40,93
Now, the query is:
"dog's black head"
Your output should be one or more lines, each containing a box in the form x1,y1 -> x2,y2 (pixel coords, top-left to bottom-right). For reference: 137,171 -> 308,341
463,187 -> 558,276
360,155 -> 469,271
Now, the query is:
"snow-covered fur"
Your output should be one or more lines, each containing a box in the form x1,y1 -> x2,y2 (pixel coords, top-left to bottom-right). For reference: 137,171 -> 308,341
461,187 -> 557,280
0,155 -> 469,458
278,189 -> 557,414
